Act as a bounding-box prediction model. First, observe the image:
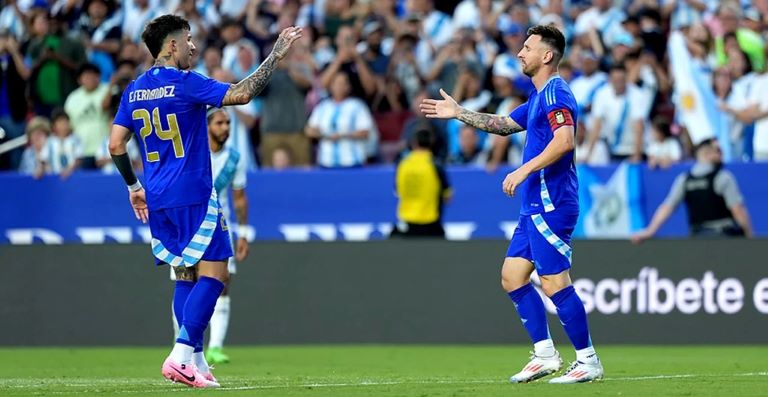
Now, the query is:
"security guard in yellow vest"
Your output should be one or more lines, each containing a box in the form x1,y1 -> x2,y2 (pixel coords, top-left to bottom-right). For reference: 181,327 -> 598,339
392,129 -> 453,238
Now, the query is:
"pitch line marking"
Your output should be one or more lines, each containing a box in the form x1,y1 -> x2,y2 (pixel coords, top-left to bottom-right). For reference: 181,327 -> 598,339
8,372 -> 768,394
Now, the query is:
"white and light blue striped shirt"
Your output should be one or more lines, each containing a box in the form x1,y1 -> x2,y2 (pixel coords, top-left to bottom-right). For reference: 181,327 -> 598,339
308,98 -> 374,168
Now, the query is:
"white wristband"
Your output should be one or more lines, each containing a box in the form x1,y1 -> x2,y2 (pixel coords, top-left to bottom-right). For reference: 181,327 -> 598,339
128,180 -> 143,192
237,225 -> 249,238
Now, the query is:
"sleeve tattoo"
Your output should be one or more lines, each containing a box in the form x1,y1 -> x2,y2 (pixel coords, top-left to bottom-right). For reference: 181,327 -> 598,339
222,54 -> 278,105
457,108 -> 523,136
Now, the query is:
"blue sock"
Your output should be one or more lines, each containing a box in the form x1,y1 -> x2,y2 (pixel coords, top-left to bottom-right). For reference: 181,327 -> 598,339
176,276 -> 224,348
507,283 -> 551,344
172,280 -> 194,330
551,286 -> 592,350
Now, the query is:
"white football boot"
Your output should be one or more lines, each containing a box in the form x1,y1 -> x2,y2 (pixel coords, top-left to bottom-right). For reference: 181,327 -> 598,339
548,358 -> 604,384
509,351 -> 563,383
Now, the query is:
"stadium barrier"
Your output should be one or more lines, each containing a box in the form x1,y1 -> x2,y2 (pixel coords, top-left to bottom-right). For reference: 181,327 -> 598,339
1,239 -> 765,346
1,162 -> 767,244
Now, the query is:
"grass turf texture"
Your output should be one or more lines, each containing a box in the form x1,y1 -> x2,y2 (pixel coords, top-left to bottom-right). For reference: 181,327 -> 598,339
2,345 -> 767,396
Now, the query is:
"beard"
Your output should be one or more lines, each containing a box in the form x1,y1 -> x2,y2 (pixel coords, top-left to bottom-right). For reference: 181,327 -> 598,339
522,63 -> 537,77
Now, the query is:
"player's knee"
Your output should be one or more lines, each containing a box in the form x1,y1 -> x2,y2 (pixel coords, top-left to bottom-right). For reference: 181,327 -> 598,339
501,270 -> 528,292
539,276 -> 571,297
173,266 -> 197,281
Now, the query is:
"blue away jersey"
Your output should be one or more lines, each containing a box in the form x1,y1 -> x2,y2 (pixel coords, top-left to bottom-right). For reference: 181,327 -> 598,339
114,67 -> 231,209
510,76 -> 579,215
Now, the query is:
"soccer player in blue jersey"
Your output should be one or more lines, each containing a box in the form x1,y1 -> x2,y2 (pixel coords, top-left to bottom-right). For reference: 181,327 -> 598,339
420,25 -> 603,384
108,15 -> 301,388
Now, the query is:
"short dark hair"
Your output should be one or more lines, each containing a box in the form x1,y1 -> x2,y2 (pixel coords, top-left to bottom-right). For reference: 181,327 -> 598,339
609,63 -> 627,73
414,129 -> 434,149
51,108 -> 69,122
527,25 -> 566,62
78,62 -> 101,77
141,15 -> 191,59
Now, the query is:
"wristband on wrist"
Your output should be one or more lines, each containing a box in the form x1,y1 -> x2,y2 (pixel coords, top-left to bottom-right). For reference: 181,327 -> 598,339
237,225 -> 249,238
128,180 -> 143,192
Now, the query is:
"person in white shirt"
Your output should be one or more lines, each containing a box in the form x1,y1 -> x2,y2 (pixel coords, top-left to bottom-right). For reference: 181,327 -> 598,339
64,63 -> 110,169
569,50 -> 607,132
40,109 -> 82,178
587,63 -> 648,162
573,0 -> 625,48
305,71 -> 374,168
646,116 -> 682,169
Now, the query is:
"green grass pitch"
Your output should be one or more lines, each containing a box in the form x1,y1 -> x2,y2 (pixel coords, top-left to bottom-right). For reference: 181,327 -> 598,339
2,345 -> 767,396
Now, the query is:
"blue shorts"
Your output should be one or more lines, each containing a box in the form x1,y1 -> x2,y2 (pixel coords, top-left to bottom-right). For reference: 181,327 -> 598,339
505,211 -> 578,276
149,195 -> 233,267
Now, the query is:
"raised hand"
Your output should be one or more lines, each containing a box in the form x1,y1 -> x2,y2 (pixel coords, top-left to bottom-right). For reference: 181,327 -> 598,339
420,89 -> 460,119
272,26 -> 303,60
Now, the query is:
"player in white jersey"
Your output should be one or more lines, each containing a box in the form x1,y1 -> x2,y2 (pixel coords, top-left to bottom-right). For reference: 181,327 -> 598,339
171,107 -> 249,364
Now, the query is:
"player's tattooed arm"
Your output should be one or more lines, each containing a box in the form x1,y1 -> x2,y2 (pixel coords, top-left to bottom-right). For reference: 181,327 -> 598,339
221,26 -> 303,106
456,108 -> 524,136
420,88 -> 523,136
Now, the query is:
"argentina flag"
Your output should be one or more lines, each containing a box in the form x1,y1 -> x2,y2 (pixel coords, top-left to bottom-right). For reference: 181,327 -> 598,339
575,163 -> 645,238
668,30 -> 732,161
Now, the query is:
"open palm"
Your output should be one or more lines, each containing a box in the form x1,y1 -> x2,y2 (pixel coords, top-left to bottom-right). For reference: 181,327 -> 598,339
420,89 -> 460,119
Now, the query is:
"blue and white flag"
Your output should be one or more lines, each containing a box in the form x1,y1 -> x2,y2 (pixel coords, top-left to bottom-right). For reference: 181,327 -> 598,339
668,30 -> 732,161
575,163 -> 645,238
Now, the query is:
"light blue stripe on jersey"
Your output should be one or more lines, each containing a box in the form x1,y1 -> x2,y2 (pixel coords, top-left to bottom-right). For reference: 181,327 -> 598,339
349,109 -> 360,165
531,214 -> 572,263
151,189 -> 220,267
539,169 -> 555,212
213,148 -> 241,193
330,104 -> 342,167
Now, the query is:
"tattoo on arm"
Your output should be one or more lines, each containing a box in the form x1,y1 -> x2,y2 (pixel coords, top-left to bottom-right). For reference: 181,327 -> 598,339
457,108 -> 523,136
222,54 -> 278,105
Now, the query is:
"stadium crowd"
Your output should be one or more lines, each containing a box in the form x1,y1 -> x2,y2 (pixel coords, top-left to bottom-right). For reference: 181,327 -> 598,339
1,0 -> 767,175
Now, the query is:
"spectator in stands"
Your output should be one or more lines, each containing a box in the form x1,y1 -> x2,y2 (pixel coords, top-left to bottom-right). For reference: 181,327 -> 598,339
573,0 -> 625,48
26,11 -> 87,117
633,138 -> 753,242
64,63 -> 110,169
0,0 -> 26,39
0,30 -> 29,170
569,50 -> 607,132
715,3 -> 765,73
721,47 -> 757,161
194,46 -> 222,77
221,17 -> 258,75
646,116 -> 682,169
259,36 -> 313,167
391,128 -> 452,238
102,60 -> 137,117
211,67 -> 259,170
174,0 -> 217,45
387,32 -> 422,109
122,0 -> 165,44
305,71 -> 374,168
492,23 -> 527,94
575,120 -> 609,166
18,116 -> 50,178
74,0 -> 122,81
448,124 -> 487,166
586,63 -> 648,162
40,109 -> 82,179
320,25 -> 376,100
271,145 -> 294,170
398,89 -> 448,164
731,44 -> 768,162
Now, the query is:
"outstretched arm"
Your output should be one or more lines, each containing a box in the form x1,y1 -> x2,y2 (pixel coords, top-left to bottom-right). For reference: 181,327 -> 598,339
420,88 -> 524,136
221,26 -> 303,106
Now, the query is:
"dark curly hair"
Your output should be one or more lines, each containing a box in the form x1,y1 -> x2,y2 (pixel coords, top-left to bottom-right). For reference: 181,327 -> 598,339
141,15 -> 191,59
527,25 -> 566,63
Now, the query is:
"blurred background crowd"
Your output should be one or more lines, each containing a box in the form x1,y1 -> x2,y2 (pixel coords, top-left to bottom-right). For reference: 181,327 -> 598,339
1,0 -> 768,176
